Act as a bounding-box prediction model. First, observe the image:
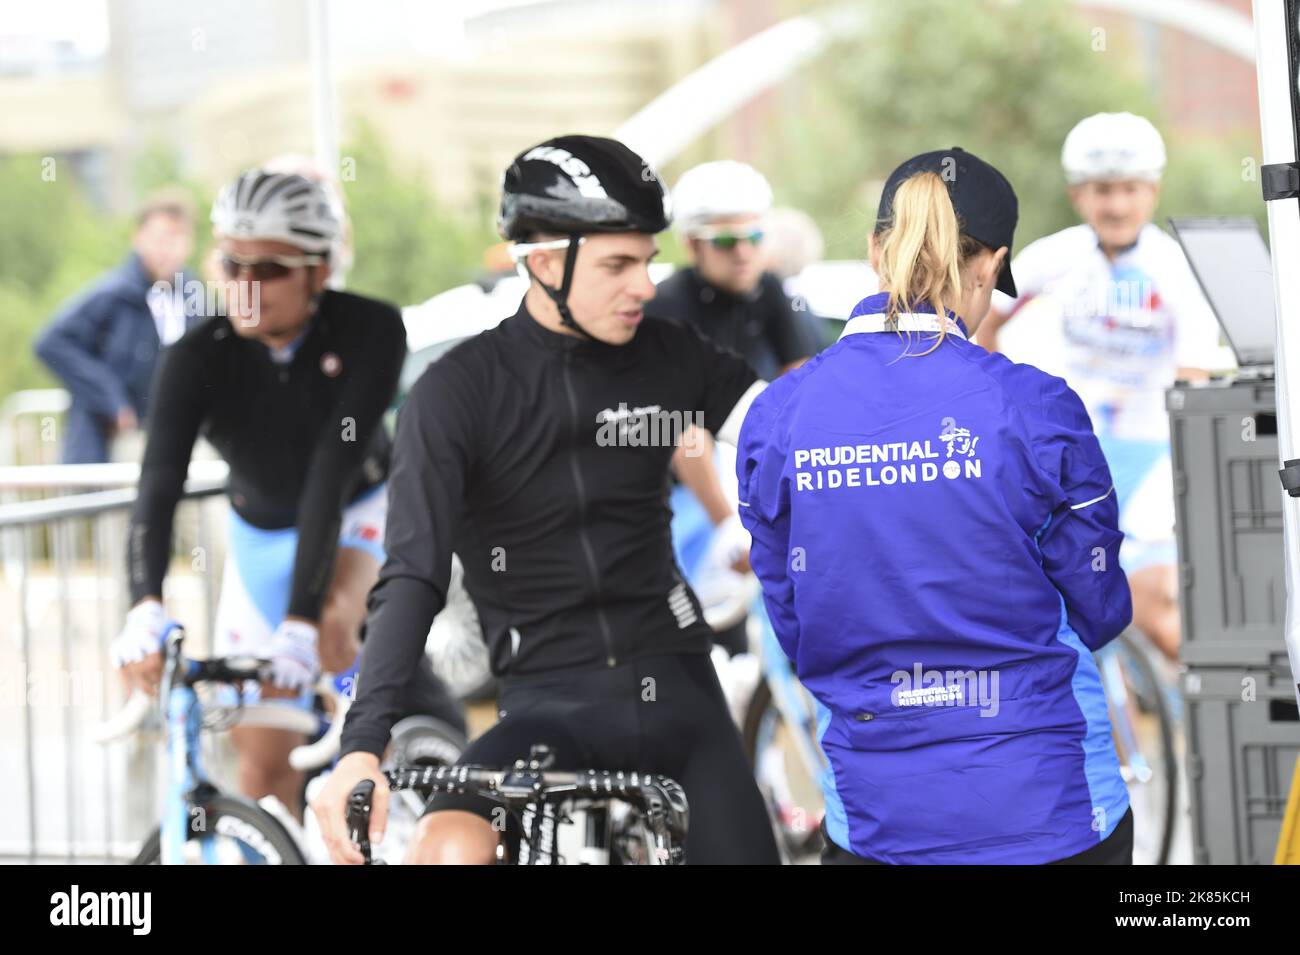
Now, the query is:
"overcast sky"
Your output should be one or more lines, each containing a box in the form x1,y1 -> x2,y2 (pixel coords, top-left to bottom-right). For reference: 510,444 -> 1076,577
0,0 -> 559,60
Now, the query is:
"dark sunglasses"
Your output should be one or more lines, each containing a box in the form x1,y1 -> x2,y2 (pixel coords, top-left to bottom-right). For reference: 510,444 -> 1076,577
220,252 -> 323,281
695,228 -> 765,251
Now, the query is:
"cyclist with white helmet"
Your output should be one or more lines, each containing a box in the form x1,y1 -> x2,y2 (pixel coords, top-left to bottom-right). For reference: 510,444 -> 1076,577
651,160 -> 822,380
649,161 -> 823,657
978,112 -> 1227,662
261,153 -> 355,289
112,168 -> 462,816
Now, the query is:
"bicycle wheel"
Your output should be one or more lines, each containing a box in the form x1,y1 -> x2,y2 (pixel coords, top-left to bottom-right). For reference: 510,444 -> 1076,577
132,796 -> 307,865
387,714 -> 468,768
742,679 -> 825,863
1097,632 -> 1177,866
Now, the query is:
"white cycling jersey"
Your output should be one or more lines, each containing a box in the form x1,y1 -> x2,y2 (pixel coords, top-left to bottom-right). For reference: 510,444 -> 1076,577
993,223 -> 1231,442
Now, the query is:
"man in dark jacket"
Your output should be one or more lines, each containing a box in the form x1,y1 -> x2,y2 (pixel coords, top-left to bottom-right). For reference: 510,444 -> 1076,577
648,160 -> 822,380
35,188 -> 197,463
648,162 -> 824,659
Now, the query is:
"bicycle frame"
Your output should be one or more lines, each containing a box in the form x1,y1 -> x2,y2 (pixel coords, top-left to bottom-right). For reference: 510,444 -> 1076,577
154,626 -> 304,865
158,625 -> 219,865
1097,642 -> 1155,785
755,602 -> 828,786
160,676 -> 217,865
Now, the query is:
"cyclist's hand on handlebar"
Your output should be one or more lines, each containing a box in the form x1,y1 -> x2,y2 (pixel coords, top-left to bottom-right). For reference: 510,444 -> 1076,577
263,618 -> 320,698
121,651 -> 164,697
110,599 -> 167,696
311,752 -> 388,865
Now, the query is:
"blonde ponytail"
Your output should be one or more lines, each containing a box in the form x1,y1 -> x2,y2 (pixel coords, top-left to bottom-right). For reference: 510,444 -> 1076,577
874,172 -> 984,354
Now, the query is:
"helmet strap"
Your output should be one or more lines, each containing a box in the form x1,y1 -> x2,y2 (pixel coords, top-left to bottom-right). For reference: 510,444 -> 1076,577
523,233 -> 598,342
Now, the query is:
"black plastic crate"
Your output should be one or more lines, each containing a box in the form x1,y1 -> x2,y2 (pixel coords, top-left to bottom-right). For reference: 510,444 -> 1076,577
1168,380 -> 1285,667
1181,666 -> 1300,865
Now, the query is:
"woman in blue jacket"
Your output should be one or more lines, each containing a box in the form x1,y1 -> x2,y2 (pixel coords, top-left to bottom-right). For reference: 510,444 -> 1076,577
737,148 -> 1134,865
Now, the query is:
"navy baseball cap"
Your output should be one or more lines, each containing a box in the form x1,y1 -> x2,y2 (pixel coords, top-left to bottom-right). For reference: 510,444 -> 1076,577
875,147 -> 1019,297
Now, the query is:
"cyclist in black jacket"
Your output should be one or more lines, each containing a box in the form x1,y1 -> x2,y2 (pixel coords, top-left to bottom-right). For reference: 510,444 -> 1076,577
313,135 -> 779,864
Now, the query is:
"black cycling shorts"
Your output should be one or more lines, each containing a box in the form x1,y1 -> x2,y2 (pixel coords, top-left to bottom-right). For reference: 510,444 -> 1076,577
421,651 -> 779,865
820,806 -> 1135,865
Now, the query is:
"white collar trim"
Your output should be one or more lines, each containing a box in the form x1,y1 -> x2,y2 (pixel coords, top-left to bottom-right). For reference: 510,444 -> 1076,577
839,312 -> 967,342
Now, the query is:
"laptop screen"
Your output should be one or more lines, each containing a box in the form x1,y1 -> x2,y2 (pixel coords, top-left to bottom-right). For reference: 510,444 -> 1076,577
1167,216 -> 1275,367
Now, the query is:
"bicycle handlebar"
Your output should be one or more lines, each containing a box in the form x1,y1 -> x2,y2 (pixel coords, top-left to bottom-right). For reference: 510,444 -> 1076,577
94,624 -> 332,744
92,689 -> 323,741
288,688 -> 349,770
382,763 -> 687,831
345,746 -> 689,864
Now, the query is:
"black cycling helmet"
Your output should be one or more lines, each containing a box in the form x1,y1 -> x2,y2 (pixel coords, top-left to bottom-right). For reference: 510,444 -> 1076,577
499,135 -> 671,339
499,135 -> 671,240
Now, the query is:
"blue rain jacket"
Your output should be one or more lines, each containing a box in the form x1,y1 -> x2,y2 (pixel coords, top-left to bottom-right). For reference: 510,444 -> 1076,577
737,292 -> 1133,864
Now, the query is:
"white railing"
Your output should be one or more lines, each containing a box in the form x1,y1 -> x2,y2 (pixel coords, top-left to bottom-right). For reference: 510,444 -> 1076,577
0,474 -> 228,862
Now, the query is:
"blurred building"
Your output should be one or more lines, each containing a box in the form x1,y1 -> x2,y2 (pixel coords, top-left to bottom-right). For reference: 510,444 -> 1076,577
1081,0 -> 1259,139
0,0 -> 1268,216
1,0 -> 723,215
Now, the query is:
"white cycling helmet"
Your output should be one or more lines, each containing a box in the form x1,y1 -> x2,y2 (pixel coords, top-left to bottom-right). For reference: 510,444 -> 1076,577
262,154 -> 354,286
211,169 -> 342,255
672,160 -> 773,235
1061,112 -> 1166,184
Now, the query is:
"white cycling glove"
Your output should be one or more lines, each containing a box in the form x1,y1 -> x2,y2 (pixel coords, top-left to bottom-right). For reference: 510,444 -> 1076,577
713,512 -> 752,570
268,619 -> 320,692
427,554 -> 491,699
110,599 -> 168,667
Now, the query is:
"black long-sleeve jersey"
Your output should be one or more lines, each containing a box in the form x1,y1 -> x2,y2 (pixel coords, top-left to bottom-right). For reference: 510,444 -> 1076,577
340,302 -> 758,757
128,290 -> 406,621
648,268 -> 823,380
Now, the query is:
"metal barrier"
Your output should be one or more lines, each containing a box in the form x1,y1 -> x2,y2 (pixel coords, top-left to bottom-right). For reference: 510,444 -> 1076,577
0,390 -> 69,469
0,468 -> 228,862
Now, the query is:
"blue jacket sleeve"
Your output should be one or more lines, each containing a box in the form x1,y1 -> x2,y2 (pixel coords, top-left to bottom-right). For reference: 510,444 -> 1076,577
34,290 -> 131,418
1026,374 -> 1132,651
736,389 -> 802,662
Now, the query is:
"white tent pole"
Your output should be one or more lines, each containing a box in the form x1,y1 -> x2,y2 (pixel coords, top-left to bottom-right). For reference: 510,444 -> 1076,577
308,0 -> 339,176
1251,0 -> 1300,705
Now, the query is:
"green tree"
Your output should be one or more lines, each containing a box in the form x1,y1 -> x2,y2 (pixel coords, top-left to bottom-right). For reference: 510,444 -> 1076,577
761,0 -> 1259,260
0,154 -> 129,398
341,126 -> 496,306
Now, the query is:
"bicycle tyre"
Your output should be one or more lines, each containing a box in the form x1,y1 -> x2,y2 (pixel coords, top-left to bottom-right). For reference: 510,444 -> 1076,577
741,677 -> 771,763
742,679 -> 824,862
1105,631 -> 1177,866
388,714 -> 468,768
132,795 -> 307,865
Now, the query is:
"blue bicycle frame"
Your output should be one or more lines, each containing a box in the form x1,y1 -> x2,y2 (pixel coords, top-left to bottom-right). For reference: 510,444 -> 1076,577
158,624 -> 220,864
156,624 -> 294,865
